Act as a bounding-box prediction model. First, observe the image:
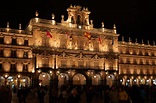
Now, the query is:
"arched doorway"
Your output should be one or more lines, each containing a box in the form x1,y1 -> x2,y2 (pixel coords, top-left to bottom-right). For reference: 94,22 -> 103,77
106,74 -> 115,87
20,76 -> 31,87
39,72 -> 51,86
92,74 -> 101,85
58,73 -> 69,87
132,78 -> 137,85
73,73 -> 86,85
125,78 -> 130,86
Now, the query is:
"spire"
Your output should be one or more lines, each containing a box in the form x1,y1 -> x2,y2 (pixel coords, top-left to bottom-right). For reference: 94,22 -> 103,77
113,24 -> 116,34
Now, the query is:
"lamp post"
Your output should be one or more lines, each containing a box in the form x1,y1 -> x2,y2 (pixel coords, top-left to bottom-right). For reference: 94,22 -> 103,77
37,69 -> 42,86
4,73 -> 9,87
53,54 -> 58,88
17,74 -> 21,88
49,70 -> 53,88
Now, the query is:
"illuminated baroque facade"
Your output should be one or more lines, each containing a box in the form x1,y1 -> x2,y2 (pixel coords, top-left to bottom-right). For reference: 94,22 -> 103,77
0,5 -> 156,88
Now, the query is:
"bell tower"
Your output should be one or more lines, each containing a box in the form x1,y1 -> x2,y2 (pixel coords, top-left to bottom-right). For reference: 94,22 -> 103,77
64,4 -> 92,29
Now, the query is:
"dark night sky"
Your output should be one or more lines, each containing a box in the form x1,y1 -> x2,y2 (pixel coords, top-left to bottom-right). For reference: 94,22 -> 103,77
0,0 -> 156,43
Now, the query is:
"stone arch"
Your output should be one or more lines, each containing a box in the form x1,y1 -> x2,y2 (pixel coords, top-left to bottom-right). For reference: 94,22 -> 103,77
91,74 -> 101,85
58,73 -> 69,87
72,73 -> 86,85
71,16 -> 74,24
140,78 -> 145,85
39,72 -> 51,86
0,75 -> 31,88
125,77 -> 131,86
77,14 -> 82,25
132,78 -> 137,85
0,76 -> 5,86
20,76 -> 31,87
106,74 -> 116,87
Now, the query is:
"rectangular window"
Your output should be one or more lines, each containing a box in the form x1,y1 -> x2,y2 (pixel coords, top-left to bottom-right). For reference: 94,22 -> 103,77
0,37 -> 4,44
12,38 -> 16,45
23,64 -> 28,72
0,64 -> 2,71
11,50 -> 16,58
24,40 -> 28,46
10,64 -> 16,72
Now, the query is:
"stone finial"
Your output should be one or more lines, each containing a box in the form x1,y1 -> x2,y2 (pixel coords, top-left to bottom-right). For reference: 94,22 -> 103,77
35,10 -> 39,17
129,37 -> 131,42
90,20 -> 93,25
70,4 -> 73,8
113,24 -> 116,29
153,41 -> 155,45
101,22 -> 104,28
101,22 -> 105,32
51,13 -> 56,25
122,36 -> 124,41
113,24 -> 116,34
142,39 -> 144,44
19,23 -> 21,30
52,13 -> 55,20
135,38 -> 137,43
86,7 -> 88,11
7,22 -> 9,28
61,15 -> 64,22
147,40 -> 149,45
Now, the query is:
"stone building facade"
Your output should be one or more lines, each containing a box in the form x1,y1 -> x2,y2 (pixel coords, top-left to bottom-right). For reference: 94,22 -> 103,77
0,5 -> 155,88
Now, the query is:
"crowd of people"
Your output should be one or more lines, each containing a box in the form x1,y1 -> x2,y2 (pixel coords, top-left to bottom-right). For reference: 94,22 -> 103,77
1,84 -> 156,103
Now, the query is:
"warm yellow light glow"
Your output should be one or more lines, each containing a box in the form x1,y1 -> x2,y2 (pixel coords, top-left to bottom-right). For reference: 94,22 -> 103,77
17,74 -> 21,78
35,18 -> 39,23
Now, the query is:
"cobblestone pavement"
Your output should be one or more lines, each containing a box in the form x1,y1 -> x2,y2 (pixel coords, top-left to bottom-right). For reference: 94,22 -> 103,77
12,92 -> 104,103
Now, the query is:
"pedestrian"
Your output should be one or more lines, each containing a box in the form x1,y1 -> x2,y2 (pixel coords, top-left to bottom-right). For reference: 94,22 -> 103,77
109,85 -> 118,103
86,86 -> 94,103
37,87 -> 46,103
103,85 -> 110,103
118,86 -> 128,103
66,88 -> 81,103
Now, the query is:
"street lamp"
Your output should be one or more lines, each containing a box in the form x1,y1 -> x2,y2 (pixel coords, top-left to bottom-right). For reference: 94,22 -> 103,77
17,74 -> 21,88
37,69 -> 42,86
4,73 -> 9,86
53,54 -> 58,88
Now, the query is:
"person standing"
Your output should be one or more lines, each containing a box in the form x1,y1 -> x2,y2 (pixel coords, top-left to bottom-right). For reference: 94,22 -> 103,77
66,88 -> 81,103
109,85 -> 119,103
37,87 -> 46,103
118,86 -> 128,103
